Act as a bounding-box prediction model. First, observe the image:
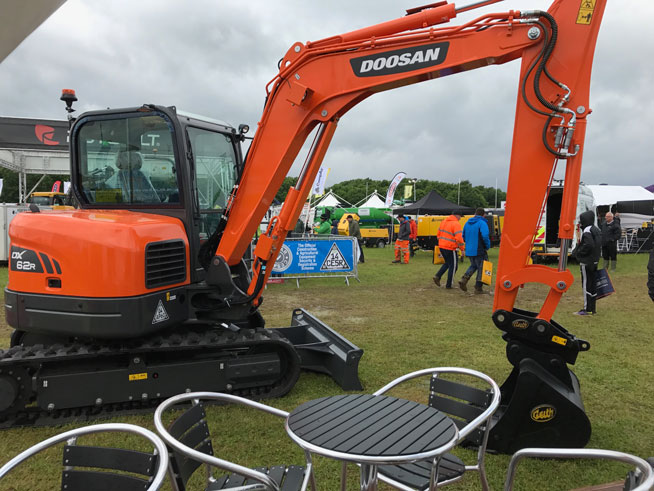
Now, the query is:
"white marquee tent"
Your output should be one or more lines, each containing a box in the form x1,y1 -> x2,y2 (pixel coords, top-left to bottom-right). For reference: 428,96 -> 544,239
1,0 -> 66,63
356,191 -> 386,208
314,190 -> 347,208
587,185 -> 654,207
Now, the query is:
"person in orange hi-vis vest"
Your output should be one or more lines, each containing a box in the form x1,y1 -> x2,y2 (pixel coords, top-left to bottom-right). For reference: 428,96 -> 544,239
433,212 -> 465,288
408,216 -> 418,257
392,215 -> 411,264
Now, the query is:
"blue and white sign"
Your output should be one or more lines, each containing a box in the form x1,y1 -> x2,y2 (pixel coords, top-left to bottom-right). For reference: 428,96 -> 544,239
272,238 -> 355,275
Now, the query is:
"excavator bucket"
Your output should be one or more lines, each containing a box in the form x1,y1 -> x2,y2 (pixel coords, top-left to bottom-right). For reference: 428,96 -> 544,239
276,309 -> 364,391
487,309 -> 592,454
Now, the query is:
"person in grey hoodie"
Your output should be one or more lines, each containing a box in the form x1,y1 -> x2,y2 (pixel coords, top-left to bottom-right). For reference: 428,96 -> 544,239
574,210 -> 602,315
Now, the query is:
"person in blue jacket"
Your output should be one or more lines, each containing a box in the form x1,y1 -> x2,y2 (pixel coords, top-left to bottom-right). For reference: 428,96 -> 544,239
459,208 -> 491,294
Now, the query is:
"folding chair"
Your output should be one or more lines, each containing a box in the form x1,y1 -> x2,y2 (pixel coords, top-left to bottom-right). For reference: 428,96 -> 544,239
154,391 -> 316,491
371,367 -> 501,491
504,448 -> 654,491
0,422 -> 169,490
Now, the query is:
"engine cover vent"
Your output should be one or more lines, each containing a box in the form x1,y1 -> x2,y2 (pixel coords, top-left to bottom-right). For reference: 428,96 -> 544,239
145,240 -> 186,289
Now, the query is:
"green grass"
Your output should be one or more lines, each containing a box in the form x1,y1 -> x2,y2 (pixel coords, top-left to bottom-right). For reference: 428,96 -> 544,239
0,249 -> 652,490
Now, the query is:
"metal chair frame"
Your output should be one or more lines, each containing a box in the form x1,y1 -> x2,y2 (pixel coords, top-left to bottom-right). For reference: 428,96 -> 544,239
154,391 -> 316,491
504,447 -> 654,491
0,422 -> 169,490
372,367 -> 501,491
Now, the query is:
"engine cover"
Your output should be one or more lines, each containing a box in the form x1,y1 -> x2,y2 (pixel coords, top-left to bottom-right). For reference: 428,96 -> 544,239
7,209 -> 190,298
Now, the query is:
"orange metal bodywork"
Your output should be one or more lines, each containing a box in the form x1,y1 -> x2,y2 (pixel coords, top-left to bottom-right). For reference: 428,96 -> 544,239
214,0 -> 606,322
8,210 -> 190,298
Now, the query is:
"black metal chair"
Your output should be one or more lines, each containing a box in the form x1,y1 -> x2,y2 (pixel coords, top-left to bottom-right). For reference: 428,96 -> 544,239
504,448 -> 654,491
154,391 -> 316,491
372,367 -> 500,491
0,422 -> 169,490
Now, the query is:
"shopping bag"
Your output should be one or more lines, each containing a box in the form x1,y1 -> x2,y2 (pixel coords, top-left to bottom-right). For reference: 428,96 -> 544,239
482,260 -> 493,285
595,268 -> 615,299
433,246 -> 444,264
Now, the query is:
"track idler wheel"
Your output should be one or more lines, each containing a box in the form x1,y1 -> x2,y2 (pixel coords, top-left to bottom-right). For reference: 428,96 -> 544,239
0,375 -> 18,412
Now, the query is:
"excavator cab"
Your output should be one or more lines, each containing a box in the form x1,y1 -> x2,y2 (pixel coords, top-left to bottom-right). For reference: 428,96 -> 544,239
71,105 -> 241,283
1,103 -> 362,428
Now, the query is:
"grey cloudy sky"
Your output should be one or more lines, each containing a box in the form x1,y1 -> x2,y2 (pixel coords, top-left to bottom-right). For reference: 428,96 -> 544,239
1,0 -> 652,190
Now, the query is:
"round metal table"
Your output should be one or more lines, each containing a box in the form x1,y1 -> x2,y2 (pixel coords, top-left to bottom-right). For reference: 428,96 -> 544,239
286,394 -> 458,490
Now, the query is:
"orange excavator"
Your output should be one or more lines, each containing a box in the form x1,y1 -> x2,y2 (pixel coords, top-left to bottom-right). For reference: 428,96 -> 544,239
3,0 -> 605,452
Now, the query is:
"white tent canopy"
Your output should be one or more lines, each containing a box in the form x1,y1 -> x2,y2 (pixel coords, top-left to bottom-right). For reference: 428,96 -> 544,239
314,190 -> 347,208
1,0 -> 66,63
587,185 -> 654,207
357,192 -> 386,208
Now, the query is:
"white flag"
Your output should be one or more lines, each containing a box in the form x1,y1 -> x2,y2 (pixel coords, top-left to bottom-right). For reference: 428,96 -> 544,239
311,167 -> 330,197
385,172 -> 406,207
63,181 -> 71,194
0,178 -> 3,197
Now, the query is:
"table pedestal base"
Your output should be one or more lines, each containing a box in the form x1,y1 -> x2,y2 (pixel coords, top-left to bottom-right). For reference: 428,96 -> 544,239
360,464 -> 378,490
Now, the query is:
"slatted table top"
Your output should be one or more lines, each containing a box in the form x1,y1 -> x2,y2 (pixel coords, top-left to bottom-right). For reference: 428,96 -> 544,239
286,394 -> 458,464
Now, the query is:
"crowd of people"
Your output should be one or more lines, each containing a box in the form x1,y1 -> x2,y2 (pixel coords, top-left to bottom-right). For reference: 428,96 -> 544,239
307,207 -> 653,308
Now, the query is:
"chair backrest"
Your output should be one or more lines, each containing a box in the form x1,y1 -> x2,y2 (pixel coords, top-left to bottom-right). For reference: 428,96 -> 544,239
154,391 -> 291,491
429,374 -> 494,446
374,367 -> 500,448
62,444 -> 159,491
0,423 -> 168,491
504,448 -> 654,491
167,402 -> 214,488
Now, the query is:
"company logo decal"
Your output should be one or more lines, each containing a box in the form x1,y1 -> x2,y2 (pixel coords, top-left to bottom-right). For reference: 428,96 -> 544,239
530,405 -> 556,423
34,125 -> 59,146
152,300 -> 170,324
320,242 -> 351,271
274,244 -> 293,272
512,319 -> 529,329
10,247 -> 44,273
350,42 -> 449,77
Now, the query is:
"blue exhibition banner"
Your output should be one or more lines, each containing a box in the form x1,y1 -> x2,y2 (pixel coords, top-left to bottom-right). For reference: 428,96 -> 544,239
272,237 -> 355,275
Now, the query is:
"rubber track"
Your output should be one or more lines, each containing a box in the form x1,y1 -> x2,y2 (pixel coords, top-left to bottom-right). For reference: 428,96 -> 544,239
0,327 -> 300,429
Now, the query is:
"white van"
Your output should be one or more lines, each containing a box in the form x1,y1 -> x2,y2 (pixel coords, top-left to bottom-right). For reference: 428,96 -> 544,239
532,182 -> 595,263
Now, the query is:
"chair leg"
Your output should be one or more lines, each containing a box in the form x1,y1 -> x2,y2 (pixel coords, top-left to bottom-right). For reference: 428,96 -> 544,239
479,467 -> 490,491
478,428 -> 491,491
341,462 -> 348,491
429,456 -> 442,490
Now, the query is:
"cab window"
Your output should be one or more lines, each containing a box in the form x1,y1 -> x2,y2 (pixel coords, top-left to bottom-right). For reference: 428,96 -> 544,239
76,113 -> 180,205
187,127 -> 239,239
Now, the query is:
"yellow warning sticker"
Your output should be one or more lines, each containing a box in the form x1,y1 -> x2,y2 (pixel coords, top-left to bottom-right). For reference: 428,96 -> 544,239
128,372 -> 148,381
577,0 -> 596,24
551,335 -> 568,346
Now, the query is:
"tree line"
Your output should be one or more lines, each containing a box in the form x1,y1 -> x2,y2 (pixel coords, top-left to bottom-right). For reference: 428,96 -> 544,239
0,168 -> 69,203
0,167 -> 506,209
275,177 -> 506,209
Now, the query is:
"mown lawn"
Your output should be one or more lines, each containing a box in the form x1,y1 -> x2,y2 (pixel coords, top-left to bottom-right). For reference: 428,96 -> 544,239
0,248 -> 651,490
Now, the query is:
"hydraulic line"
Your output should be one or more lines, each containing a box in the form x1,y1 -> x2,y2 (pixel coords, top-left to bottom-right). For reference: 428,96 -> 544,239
519,11 -> 579,159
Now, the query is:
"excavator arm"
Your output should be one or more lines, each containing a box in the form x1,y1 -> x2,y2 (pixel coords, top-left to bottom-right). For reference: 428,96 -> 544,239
213,0 -> 605,318
210,0 -> 606,452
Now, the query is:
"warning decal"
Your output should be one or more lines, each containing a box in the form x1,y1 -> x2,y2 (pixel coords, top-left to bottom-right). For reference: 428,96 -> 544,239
152,300 -> 170,324
320,243 -> 351,271
576,0 -> 596,24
